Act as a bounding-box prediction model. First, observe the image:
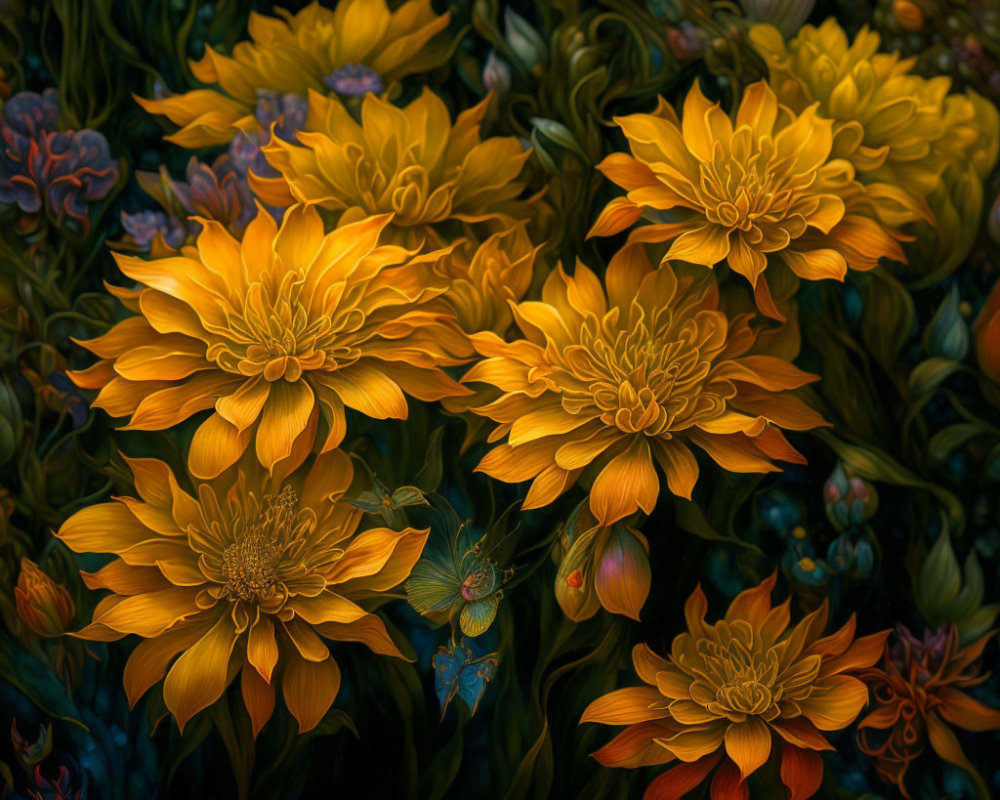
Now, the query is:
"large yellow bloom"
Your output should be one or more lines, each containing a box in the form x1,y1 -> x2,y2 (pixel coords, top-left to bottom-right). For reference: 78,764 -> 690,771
57,450 -> 427,734
462,246 -> 827,525
251,89 -> 533,248
69,205 -> 470,480
136,0 -> 452,148
749,18 -> 999,221
581,574 -> 889,799
589,81 -> 909,318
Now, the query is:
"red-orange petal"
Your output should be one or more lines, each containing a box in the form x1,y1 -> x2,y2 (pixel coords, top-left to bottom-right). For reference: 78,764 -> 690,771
780,744 -> 824,800
642,752 -> 721,800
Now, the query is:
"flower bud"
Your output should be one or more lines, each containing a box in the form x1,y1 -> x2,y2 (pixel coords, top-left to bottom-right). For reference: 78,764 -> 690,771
14,558 -> 74,636
892,0 -> 925,32
666,22 -> 705,61
854,538 -> 875,576
974,276 -> 1000,385
554,527 -> 602,622
925,284 -> 969,361
824,462 -> 878,531
504,9 -> 544,70
482,51 -> 512,95
790,555 -> 829,587
593,526 -> 650,621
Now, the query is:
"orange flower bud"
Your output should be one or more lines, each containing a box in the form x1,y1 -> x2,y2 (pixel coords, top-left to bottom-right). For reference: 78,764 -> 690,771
974,278 -> 1000,385
892,0 -> 925,32
14,558 -> 74,637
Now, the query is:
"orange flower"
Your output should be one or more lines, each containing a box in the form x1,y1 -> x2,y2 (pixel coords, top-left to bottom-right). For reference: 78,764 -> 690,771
974,277 -> 1000,385
15,558 -> 74,637
136,0 -> 452,148
57,450 -> 427,735
588,81 -> 911,318
857,624 -> 1000,800
581,574 -> 888,800
462,247 -> 827,525
251,89 -> 533,248
69,205 -> 470,480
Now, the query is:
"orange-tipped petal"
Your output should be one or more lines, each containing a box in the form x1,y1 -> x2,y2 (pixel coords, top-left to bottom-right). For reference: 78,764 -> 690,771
580,686 -> 670,725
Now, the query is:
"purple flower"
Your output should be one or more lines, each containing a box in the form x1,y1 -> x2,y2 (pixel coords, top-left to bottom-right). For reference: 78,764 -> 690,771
323,63 -> 385,98
125,154 -> 258,252
170,155 -> 253,232
120,209 -> 186,250
254,90 -> 307,141
228,91 -> 307,183
0,89 -> 118,232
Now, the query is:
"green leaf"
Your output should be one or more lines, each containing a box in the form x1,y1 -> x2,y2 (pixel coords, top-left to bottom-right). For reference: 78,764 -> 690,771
529,117 -> 589,164
529,128 -> 559,174
0,632 -> 87,731
917,528 -> 962,624
674,498 -> 762,553
859,267 -> 915,375
929,423 -> 986,464
314,708 -> 358,739
907,357 -> 962,397
414,427 -> 445,493
0,418 -> 14,467
391,486 -> 429,509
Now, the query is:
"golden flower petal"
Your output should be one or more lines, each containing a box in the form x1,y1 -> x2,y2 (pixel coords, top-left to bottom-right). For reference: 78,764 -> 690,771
589,438 -> 660,525
580,686 -> 671,725
724,716 -> 773,779
317,612 -> 409,660
656,721 -> 727,762
123,622 -> 211,708
797,675 -> 870,731
591,721 -> 677,768
241,662 -> 276,740
282,654 -> 342,734
163,613 -> 239,731
247,615 -> 279,682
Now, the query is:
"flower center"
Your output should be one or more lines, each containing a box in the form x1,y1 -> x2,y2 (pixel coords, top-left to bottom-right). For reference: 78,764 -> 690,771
460,563 -> 501,601
716,675 -> 774,715
323,63 -> 385,98
222,486 -> 297,603
566,320 -> 720,436
207,277 -> 364,381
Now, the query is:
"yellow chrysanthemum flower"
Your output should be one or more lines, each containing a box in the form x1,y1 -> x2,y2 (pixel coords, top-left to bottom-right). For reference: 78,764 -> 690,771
69,205 -> 470,480
749,18 -> 999,222
136,0 -> 452,148
462,246 -> 828,525
251,89 -> 533,248
431,223 -> 541,336
57,450 -> 427,735
581,574 -> 889,799
588,81 -> 909,318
